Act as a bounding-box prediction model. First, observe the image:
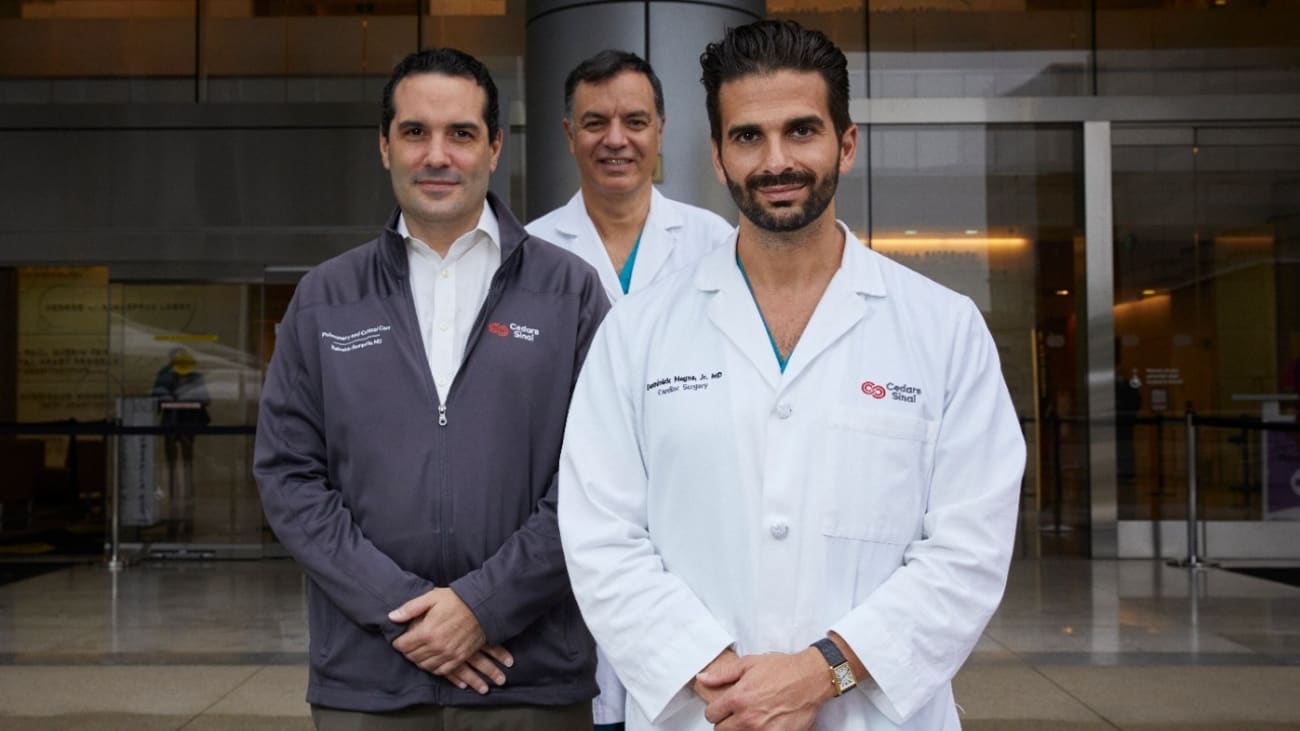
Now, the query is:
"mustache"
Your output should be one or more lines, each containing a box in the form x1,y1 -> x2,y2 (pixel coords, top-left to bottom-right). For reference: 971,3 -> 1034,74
413,169 -> 462,184
745,170 -> 814,191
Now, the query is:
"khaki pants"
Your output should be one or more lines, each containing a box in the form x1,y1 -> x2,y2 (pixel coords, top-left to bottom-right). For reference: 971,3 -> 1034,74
311,702 -> 592,731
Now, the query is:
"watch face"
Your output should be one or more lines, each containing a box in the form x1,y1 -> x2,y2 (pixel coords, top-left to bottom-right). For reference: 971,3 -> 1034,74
833,662 -> 856,691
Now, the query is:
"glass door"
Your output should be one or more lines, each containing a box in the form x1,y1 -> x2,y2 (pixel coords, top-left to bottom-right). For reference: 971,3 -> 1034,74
858,123 -> 1091,555
107,281 -> 263,556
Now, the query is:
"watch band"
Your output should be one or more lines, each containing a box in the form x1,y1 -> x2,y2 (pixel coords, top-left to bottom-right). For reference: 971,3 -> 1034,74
811,637 -> 857,696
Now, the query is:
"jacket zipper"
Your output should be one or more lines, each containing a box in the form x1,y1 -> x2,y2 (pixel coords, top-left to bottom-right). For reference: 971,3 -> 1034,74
435,243 -> 523,428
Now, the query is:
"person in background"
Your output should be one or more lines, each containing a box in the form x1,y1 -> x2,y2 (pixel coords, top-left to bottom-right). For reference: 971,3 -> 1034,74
151,346 -> 209,537
528,50 -> 733,307
528,49 -> 734,731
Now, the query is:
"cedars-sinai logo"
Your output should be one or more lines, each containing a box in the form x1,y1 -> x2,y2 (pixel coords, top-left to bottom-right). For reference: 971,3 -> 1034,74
488,321 -> 542,342
860,381 -> 887,399
862,380 -> 924,403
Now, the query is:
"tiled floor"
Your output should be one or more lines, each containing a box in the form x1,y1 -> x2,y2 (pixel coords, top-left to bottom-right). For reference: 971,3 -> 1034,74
1,559 -> 1298,730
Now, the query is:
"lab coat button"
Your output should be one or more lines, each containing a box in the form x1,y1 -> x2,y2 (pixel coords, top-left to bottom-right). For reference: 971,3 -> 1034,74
770,522 -> 789,539
775,403 -> 793,419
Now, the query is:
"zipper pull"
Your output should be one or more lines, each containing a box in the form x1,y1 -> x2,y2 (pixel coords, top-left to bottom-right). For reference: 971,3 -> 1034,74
438,404 -> 448,427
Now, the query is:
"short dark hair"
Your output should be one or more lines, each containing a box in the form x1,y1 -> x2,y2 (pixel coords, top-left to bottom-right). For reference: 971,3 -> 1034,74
699,20 -> 851,145
564,50 -> 665,120
381,48 -> 500,140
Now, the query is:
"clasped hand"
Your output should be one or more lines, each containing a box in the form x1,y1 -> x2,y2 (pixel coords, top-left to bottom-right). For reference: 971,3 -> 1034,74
389,587 -> 514,694
692,648 -> 834,731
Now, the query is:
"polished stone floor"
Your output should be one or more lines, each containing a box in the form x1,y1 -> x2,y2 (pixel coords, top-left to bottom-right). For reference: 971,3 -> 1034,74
1,558 -> 1298,730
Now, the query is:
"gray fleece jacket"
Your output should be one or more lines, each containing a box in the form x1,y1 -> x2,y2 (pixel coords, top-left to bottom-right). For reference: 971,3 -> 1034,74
254,193 -> 608,711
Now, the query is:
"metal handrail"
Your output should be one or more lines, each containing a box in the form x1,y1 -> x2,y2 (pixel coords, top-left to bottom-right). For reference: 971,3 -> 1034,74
0,421 -> 255,436
1,419 -> 257,571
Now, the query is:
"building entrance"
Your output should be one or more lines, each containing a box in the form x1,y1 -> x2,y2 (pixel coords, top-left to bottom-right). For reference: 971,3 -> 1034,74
860,123 -> 1091,556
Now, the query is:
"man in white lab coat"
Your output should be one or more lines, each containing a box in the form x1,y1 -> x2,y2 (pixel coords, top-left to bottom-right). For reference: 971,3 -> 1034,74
527,50 -> 733,304
530,49 -> 734,731
558,20 -> 1025,731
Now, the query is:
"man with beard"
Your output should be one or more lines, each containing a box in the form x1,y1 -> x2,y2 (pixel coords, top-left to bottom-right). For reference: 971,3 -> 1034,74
557,20 -> 1025,731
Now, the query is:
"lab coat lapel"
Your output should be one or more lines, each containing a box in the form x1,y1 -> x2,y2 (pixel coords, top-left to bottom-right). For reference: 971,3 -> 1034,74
781,228 -> 887,387
627,188 -> 678,292
697,237 -> 784,391
559,192 -> 624,301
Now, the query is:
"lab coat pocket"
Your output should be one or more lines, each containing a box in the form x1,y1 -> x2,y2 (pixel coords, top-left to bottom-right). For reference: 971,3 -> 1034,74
821,406 -> 938,545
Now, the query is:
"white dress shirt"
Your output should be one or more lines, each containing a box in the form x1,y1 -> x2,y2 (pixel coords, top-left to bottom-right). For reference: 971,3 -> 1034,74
400,205 -> 501,403
559,225 -> 1025,730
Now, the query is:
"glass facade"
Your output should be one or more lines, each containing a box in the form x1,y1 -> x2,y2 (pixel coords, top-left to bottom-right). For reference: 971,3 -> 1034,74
1096,1 -> 1300,96
0,1 -> 1297,559
0,0 -> 526,104
865,1 -> 1090,98
1112,124 -> 1300,523
107,282 -> 264,547
861,124 -> 1090,553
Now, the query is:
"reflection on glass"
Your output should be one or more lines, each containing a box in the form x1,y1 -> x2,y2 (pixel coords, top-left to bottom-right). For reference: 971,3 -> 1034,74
1112,124 -> 1300,522
1097,0 -> 1300,96
862,124 -> 1088,554
0,0 -> 527,104
0,0 -> 196,102
150,346 -> 211,536
109,282 -> 264,547
202,0 -> 419,103
867,0 -> 1089,97
4,266 -> 110,551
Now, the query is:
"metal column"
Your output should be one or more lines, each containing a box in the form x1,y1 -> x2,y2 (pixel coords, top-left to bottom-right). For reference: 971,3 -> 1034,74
1084,120 -> 1118,558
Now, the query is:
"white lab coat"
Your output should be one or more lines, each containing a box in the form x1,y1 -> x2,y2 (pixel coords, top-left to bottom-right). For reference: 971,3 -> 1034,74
527,187 -> 734,303
559,225 -> 1025,731
529,186 -> 733,725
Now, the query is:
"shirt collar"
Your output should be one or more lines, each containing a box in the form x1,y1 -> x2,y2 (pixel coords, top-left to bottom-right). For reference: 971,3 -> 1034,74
694,220 -> 887,298
397,202 -> 501,257
837,221 -> 888,297
557,186 -> 676,236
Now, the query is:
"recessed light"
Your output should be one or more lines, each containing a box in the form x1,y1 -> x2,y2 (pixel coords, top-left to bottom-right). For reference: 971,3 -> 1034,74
904,229 -> 917,235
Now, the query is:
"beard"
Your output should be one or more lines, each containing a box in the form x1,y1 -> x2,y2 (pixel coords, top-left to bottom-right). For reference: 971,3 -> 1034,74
723,161 -> 839,233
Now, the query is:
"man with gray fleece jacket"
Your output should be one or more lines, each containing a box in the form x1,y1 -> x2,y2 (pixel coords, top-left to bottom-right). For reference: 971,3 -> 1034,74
255,47 -> 608,730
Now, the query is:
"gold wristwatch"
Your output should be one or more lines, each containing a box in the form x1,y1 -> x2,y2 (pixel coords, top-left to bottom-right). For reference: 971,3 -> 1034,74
811,637 -> 857,696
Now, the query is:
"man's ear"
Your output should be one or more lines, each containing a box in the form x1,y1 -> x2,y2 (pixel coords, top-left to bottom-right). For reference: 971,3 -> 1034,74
837,125 -> 858,175
488,128 -> 504,173
562,117 -> 577,157
379,130 -> 391,170
711,139 -> 726,185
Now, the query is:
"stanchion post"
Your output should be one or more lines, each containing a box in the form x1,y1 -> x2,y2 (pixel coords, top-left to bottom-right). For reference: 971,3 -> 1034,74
1185,410 -> 1199,564
1171,409 -> 1215,569
1052,411 -> 1063,534
107,419 -> 123,572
